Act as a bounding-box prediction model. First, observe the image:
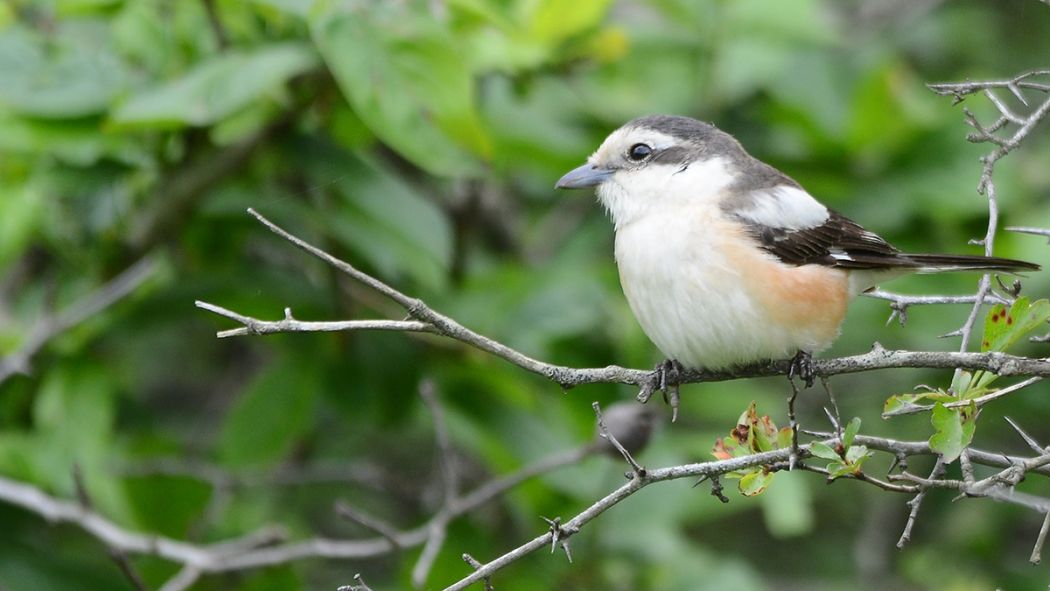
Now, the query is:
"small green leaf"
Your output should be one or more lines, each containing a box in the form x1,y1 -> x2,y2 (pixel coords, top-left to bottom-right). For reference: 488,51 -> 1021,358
843,417 -> 861,448
883,391 -> 952,417
112,42 -> 317,128
753,414 -> 778,452
809,441 -> 841,461
739,469 -> 774,496
845,445 -> 871,465
826,461 -> 853,479
776,426 -> 793,450
982,297 -> 1050,352
928,402 -> 978,463
526,0 -> 613,44
0,26 -> 127,118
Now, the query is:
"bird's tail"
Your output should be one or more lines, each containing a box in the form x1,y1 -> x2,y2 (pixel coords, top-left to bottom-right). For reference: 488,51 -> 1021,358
905,253 -> 1040,273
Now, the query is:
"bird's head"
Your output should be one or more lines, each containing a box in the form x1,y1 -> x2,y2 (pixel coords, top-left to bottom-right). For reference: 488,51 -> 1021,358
556,115 -> 747,228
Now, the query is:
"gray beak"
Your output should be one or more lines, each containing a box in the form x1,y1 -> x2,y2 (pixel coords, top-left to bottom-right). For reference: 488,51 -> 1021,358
555,163 -> 613,189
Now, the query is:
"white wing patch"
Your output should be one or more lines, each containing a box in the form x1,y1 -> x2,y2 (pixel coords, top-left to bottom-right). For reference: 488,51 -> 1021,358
734,185 -> 829,230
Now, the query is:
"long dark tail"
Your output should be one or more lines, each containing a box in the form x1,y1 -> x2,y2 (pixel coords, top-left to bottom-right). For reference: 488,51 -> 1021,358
905,253 -> 1040,273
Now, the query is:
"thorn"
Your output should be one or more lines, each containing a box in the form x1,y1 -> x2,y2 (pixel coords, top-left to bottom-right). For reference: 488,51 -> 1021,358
1008,82 -> 1029,107
1005,416 -> 1047,453
542,516 -> 561,553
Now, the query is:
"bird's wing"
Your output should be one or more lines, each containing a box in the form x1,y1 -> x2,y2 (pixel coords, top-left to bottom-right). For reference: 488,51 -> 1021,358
745,209 -> 908,269
728,185 -> 1039,273
727,185 -> 907,270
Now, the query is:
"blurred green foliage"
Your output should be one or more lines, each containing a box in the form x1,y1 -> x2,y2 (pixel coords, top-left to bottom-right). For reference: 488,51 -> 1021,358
2,0 -> 1050,589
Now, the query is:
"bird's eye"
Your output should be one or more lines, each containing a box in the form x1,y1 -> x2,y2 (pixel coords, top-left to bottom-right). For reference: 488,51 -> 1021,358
628,143 -> 653,161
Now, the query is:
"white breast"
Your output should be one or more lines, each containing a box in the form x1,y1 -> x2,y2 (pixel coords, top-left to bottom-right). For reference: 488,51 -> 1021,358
613,205 -> 847,370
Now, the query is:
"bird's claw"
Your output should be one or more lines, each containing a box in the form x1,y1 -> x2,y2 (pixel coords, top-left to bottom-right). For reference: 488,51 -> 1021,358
659,359 -> 682,422
638,359 -> 683,422
788,350 -> 815,389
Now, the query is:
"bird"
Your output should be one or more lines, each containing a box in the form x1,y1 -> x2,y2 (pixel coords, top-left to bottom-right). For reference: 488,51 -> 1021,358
556,114 -> 1038,394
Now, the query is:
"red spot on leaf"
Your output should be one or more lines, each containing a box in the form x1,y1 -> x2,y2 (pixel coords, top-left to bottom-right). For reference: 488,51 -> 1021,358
983,340 -> 990,348
731,424 -> 749,444
991,312 -> 999,322
1007,315 -> 1014,325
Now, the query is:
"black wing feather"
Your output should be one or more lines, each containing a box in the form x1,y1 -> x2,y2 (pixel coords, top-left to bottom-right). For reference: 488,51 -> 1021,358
744,210 -> 904,269
740,210 -> 1039,272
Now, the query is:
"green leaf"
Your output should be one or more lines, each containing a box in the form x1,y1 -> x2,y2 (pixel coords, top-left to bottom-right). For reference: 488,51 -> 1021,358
310,5 -> 490,176
0,181 -> 44,270
826,461 -> 853,479
319,153 -> 453,290
752,414 -> 779,452
882,390 -> 952,417
982,297 -> 1050,353
739,469 -> 774,497
0,25 -> 127,118
219,355 -> 321,467
111,42 -> 318,128
843,417 -> 860,449
123,475 -> 211,537
928,402 -> 978,463
0,112 -> 148,166
845,445 -> 872,466
808,441 -> 841,461
526,0 -> 612,44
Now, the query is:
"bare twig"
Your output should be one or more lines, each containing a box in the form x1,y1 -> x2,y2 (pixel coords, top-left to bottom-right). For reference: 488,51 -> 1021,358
0,257 -> 156,385
896,458 -> 946,548
72,465 -> 150,591
592,402 -> 645,477
462,554 -> 494,591
411,381 -> 461,588
794,464 -> 919,494
337,573 -> 374,591
865,289 -> 1009,327
158,566 -> 200,591
1006,226 -> 1050,243
335,501 -> 401,551
420,381 -> 460,502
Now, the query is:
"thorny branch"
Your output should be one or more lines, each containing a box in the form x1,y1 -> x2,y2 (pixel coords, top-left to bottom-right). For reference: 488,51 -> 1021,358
2,70 -> 1048,589
185,159 -> 1050,585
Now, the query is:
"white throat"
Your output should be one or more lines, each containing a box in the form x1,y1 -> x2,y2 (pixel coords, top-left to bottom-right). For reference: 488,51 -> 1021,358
595,157 -> 736,230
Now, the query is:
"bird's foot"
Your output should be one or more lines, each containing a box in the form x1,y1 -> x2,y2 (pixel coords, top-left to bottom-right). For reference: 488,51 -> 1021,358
788,350 -> 815,389
638,359 -> 683,422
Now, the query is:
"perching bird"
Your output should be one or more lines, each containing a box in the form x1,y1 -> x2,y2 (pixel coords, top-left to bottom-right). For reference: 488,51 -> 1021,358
556,115 -> 1038,383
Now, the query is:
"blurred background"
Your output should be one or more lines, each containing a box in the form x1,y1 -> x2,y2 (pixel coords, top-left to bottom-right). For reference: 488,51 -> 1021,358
2,0 -> 1050,589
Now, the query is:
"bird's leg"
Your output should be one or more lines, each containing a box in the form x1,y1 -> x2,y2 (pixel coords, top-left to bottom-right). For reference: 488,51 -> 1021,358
788,350 -> 815,389
638,359 -> 683,422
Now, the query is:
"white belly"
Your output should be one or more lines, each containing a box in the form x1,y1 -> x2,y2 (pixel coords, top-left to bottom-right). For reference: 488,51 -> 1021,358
613,208 -> 848,369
